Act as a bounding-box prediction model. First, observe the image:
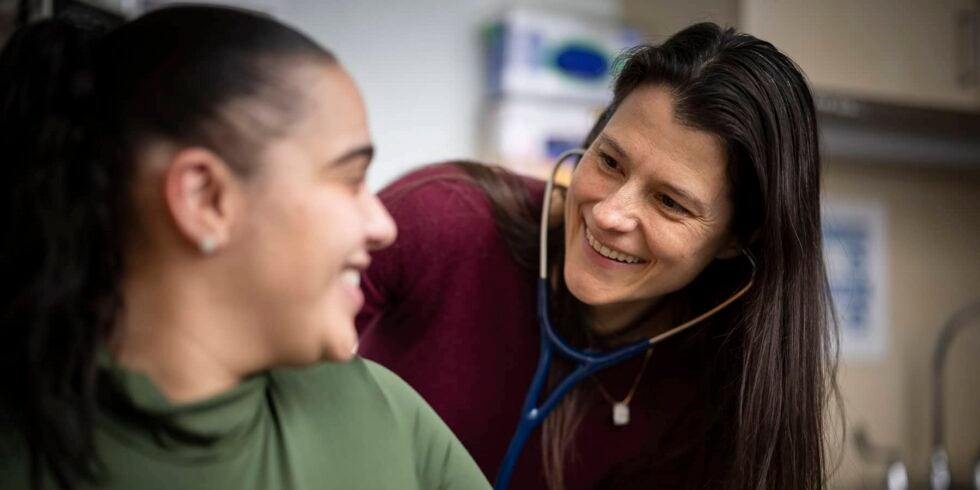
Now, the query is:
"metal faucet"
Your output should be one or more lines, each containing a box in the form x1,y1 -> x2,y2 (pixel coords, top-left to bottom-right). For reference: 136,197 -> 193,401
930,299 -> 980,490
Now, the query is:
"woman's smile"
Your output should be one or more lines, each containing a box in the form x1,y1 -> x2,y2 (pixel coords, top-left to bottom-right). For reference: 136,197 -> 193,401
584,226 -> 646,265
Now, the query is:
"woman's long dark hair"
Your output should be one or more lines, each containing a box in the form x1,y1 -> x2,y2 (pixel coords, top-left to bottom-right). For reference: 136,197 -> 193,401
0,6 -> 333,489
457,23 -> 839,489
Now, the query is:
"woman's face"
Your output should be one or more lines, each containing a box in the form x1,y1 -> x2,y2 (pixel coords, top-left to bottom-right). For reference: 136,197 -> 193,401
563,84 -> 737,331
231,64 -> 395,364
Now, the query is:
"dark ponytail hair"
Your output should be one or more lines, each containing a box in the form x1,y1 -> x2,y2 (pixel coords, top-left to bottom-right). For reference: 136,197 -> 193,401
456,22 -> 839,490
0,17 -> 121,489
0,6 -> 333,488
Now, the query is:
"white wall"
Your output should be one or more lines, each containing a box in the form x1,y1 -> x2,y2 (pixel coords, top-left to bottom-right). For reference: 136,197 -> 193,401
279,0 -> 621,190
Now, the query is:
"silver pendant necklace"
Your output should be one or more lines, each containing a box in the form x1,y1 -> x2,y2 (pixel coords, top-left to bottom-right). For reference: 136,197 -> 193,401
593,349 -> 653,426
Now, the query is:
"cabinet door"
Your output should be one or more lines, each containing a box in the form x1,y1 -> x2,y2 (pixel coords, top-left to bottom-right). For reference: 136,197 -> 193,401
741,0 -> 980,110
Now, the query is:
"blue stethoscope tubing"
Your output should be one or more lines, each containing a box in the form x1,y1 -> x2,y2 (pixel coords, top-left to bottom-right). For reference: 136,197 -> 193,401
493,149 -> 756,490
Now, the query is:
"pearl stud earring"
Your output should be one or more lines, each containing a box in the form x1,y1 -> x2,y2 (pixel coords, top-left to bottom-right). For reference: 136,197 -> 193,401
200,236 -> 217,255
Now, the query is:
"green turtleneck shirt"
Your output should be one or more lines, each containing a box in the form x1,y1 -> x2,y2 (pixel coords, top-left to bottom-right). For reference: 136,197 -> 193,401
0,357 -> 491,490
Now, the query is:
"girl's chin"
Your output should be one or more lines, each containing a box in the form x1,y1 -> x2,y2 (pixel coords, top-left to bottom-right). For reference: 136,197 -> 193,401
320,328 -> 359,363
325,350 -> 356,363
287,322 -> 359,365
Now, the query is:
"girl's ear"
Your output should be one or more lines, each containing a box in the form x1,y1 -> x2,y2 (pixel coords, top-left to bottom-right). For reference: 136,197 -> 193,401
163,147 -> 241,254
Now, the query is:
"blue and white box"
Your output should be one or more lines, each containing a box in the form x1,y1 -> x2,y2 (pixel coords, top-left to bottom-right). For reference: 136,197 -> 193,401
482,97 -> 604,180
485,8 -> 643,103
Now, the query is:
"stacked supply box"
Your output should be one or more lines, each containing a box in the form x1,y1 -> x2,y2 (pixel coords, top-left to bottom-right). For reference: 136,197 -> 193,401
482,9 -> 641,180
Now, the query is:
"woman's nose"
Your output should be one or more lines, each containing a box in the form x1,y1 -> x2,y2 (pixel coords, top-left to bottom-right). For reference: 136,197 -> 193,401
591,187 -> 639,233
362,192 -> 397,251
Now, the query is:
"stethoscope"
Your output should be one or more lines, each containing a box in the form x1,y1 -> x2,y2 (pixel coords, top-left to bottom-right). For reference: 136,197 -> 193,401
493,149 -> 757,490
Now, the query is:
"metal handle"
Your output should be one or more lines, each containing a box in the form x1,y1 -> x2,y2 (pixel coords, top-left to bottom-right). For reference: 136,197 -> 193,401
931,449 -> 951,490
972,456 -> 979,490
853,425 -> 908,490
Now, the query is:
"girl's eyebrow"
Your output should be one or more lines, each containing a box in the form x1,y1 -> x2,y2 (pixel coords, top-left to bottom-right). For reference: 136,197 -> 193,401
330,144 -> 374,169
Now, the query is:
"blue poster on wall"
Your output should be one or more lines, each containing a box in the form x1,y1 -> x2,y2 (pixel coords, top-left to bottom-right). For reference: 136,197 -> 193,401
822,200 -> 888,361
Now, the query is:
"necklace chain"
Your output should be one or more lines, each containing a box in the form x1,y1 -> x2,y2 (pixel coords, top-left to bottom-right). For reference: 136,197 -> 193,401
592,348 -> 652,406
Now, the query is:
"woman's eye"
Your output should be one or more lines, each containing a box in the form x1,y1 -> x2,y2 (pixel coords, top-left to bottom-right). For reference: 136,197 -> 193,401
660,194 -> 689,215
598,153 -> 620,172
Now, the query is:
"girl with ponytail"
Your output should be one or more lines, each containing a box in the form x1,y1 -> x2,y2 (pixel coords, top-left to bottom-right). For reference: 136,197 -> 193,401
0,6 -> 488,490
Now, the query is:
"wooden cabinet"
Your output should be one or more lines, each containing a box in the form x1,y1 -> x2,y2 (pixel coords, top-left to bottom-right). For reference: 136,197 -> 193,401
741,0 -> 980,109
623,0 -> 980,111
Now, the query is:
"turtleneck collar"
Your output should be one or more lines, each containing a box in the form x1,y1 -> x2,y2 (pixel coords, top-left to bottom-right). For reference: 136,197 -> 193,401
95,350 -> 271,461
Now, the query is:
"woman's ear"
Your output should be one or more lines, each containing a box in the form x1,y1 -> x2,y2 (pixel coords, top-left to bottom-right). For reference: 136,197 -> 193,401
162,147 -> 241,255
715,239 -> 742,260
715,229 -> 760,260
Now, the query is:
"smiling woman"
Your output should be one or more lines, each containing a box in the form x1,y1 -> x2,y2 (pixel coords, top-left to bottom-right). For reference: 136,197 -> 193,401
564,85 -> 738,335
0,5 -> 487,490
357,22 -> 837,490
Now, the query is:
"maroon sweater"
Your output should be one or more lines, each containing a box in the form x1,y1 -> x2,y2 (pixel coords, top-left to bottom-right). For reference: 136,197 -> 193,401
357,164 -> 709,489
